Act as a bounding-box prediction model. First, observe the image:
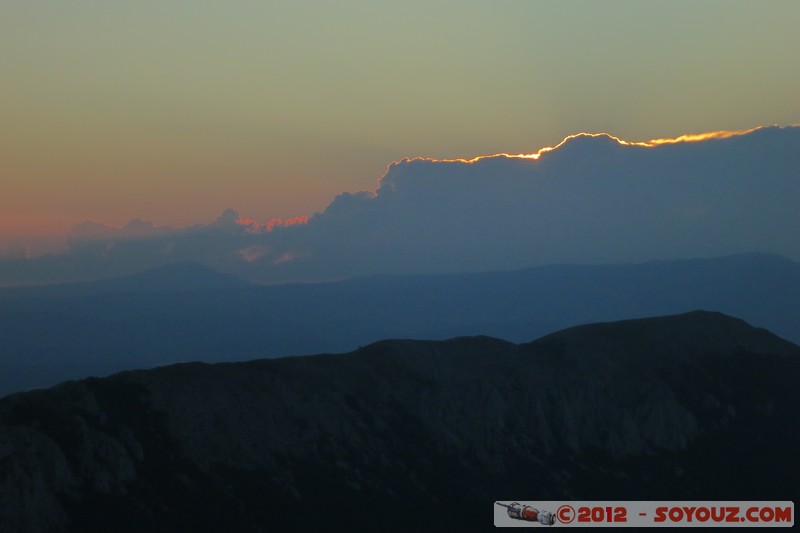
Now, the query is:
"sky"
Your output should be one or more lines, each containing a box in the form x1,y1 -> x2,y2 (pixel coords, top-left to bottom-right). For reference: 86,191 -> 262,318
2,0 -> 799,248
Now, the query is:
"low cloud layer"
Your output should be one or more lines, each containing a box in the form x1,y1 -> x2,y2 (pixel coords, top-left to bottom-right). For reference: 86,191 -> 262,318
2,126 -> 799,285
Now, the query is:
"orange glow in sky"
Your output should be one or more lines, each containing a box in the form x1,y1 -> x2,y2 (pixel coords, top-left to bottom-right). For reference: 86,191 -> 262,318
3,3 -> 798,249
237,216 -> 309,233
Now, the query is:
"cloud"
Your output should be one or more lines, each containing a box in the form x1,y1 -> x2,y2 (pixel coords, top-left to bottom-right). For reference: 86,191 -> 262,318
212,208 -> 240,228
286,125 -> 799,277
68,218 -> 174,243
1,126 -> 798,285
236,244 -> 270,263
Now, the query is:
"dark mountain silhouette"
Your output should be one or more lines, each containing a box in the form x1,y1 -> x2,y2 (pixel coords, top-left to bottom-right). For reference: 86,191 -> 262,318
1,253 -> 799,398
0,312 -> 797,531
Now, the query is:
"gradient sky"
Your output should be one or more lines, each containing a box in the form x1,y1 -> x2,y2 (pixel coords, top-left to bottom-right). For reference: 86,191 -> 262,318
2,0 -> 799,247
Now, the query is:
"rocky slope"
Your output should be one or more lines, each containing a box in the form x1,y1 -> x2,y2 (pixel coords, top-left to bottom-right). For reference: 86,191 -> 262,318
0,311 -> 798,531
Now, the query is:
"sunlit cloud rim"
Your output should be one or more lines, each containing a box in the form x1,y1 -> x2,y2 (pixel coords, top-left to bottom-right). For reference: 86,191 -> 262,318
393,126 -> 770,167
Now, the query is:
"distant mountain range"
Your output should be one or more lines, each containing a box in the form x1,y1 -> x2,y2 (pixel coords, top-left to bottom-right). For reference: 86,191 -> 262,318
1,311 -> 797,531
1,252 -> 798,397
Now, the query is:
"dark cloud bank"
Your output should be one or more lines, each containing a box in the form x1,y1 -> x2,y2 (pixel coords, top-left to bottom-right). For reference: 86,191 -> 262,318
2,126 -> 799,285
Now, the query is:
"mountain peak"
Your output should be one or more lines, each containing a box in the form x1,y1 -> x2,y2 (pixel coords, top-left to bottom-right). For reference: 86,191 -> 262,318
529,310 -> 799,363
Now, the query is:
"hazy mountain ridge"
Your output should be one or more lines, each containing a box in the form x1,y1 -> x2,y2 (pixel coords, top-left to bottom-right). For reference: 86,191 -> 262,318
0,261 -> 250,299
1,253 -> 798,398
1,311 -> 797,531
